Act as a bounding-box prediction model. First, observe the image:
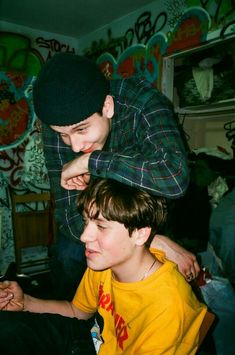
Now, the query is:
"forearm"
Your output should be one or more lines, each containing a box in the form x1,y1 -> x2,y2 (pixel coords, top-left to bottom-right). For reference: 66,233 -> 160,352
151,235 -> 200,278
24,294 -> 75,318
89,149 -> 189,198
151,234 -> 175,253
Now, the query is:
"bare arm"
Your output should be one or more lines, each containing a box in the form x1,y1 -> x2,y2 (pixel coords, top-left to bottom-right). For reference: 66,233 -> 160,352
0,281 -> 93,320
24,294 -> 93,320
151,235 -> 200,280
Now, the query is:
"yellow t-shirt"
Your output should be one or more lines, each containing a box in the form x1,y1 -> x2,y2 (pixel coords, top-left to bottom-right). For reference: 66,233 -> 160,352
72,249 -> 207,354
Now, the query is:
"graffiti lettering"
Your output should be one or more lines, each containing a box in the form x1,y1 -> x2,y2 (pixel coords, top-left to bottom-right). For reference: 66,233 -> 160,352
84,11 -> 167,60
200,0 -> 235,28
220,19 -> 235,37
84,31 -> 128,60
36,37 -> 75,61
36,37 -> 75,53
124,29 -> 135,47
133,11 -> 167,44
0,144 -> 26,185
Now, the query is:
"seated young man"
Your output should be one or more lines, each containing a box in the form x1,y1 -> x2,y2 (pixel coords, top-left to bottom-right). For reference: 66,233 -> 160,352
0,179 -> 207,355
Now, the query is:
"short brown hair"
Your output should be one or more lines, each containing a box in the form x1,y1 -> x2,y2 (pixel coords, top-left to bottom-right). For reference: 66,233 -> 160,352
77,178 -> 167,246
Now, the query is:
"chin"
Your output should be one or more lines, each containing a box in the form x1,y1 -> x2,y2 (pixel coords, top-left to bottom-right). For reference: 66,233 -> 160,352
87,261 -> 109,272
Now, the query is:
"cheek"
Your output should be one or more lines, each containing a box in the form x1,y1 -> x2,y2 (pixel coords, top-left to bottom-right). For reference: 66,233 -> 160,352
99,236 -> 119,254
94,122 -> 110,141
102,237 -> 132,259
60,136 -> 71,146
82,130 -> 97,143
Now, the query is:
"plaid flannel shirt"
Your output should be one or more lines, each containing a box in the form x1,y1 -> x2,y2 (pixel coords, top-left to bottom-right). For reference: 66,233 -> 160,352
41,76 -> 189,241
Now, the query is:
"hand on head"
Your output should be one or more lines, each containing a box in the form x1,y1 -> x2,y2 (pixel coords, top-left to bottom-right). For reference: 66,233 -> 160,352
61,154 -> 91,190
63,173 -> 91,190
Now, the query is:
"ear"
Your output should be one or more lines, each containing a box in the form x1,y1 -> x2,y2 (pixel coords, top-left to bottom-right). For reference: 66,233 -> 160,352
102,95 -> 114,119
133,227 -> 152,246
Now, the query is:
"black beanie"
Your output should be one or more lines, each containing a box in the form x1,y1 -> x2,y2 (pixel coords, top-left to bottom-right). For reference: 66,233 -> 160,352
33,53 -> 110,126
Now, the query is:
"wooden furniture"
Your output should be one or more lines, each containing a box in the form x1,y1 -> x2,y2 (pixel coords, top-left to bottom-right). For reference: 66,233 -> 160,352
198,310 -> 215,348
10,191 -> 55,275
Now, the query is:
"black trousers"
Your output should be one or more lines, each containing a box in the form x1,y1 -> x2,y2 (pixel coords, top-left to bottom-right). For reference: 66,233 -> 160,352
0,311 -> 96,355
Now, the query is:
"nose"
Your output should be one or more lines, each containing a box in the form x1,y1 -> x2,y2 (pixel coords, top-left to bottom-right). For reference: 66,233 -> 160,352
80,222 -> 96,243
70,136 -> 84,153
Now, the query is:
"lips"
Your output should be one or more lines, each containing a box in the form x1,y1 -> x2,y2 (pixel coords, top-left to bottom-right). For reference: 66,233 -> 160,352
85,248 -> 99,258
82,147 -> 93,153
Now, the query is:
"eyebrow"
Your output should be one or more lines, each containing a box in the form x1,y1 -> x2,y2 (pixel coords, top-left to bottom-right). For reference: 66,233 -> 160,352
86,213 -> 107,222
71,120 -> 89,132
95,216 -> 107,222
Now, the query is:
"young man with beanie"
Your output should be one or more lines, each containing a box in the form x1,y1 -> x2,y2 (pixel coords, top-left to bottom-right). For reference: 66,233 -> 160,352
32,53 -> 200,299
0,179 -> 207,355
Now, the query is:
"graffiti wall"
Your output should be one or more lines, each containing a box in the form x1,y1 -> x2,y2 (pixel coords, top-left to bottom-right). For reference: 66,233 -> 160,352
81,0 -> 235,57
79,0 -> 235,86
0,25 -> 77,273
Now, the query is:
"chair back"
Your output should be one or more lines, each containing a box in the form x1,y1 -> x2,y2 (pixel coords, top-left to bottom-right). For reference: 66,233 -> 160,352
10,190 -> 55,275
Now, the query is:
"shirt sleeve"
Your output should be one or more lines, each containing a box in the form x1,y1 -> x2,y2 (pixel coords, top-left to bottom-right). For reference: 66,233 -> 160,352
41,123 -> 84,240
72,268 -> 98,313
88,83 -> 189,199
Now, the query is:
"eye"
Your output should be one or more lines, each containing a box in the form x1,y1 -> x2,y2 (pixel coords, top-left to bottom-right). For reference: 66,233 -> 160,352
97,223 -> 106,231
76,126 -> 88,133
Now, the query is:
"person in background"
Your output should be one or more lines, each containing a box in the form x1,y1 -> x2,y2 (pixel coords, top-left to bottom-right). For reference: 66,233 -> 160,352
0,179 -> 207,355
32,53 -> 199,299
209,186 -> 235,285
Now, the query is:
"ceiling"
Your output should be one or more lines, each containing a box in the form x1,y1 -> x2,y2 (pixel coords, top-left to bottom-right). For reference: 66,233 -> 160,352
0,0 -> 155,39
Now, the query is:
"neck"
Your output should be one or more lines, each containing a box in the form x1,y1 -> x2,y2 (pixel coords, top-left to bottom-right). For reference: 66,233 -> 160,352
112,251 -> 160,283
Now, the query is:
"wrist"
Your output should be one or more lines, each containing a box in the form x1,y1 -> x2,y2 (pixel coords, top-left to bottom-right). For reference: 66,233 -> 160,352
80,153 -> 90,170
22,294 -> 30,311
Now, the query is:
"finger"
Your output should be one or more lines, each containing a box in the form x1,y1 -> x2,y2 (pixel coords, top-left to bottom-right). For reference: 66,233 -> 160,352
0,291 -> 9,299
10,299 -> 24,311
194,260 -> 201,276
71,177 -> 89,189
73,176 -> 84,185
61,178 -> 79,190
70,177 -> 88,189
83,173 -> 91,184
186,263 -> 200,280
185,272 -> 194,282
63,180 -> 87,190
0,293 -> 14,309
